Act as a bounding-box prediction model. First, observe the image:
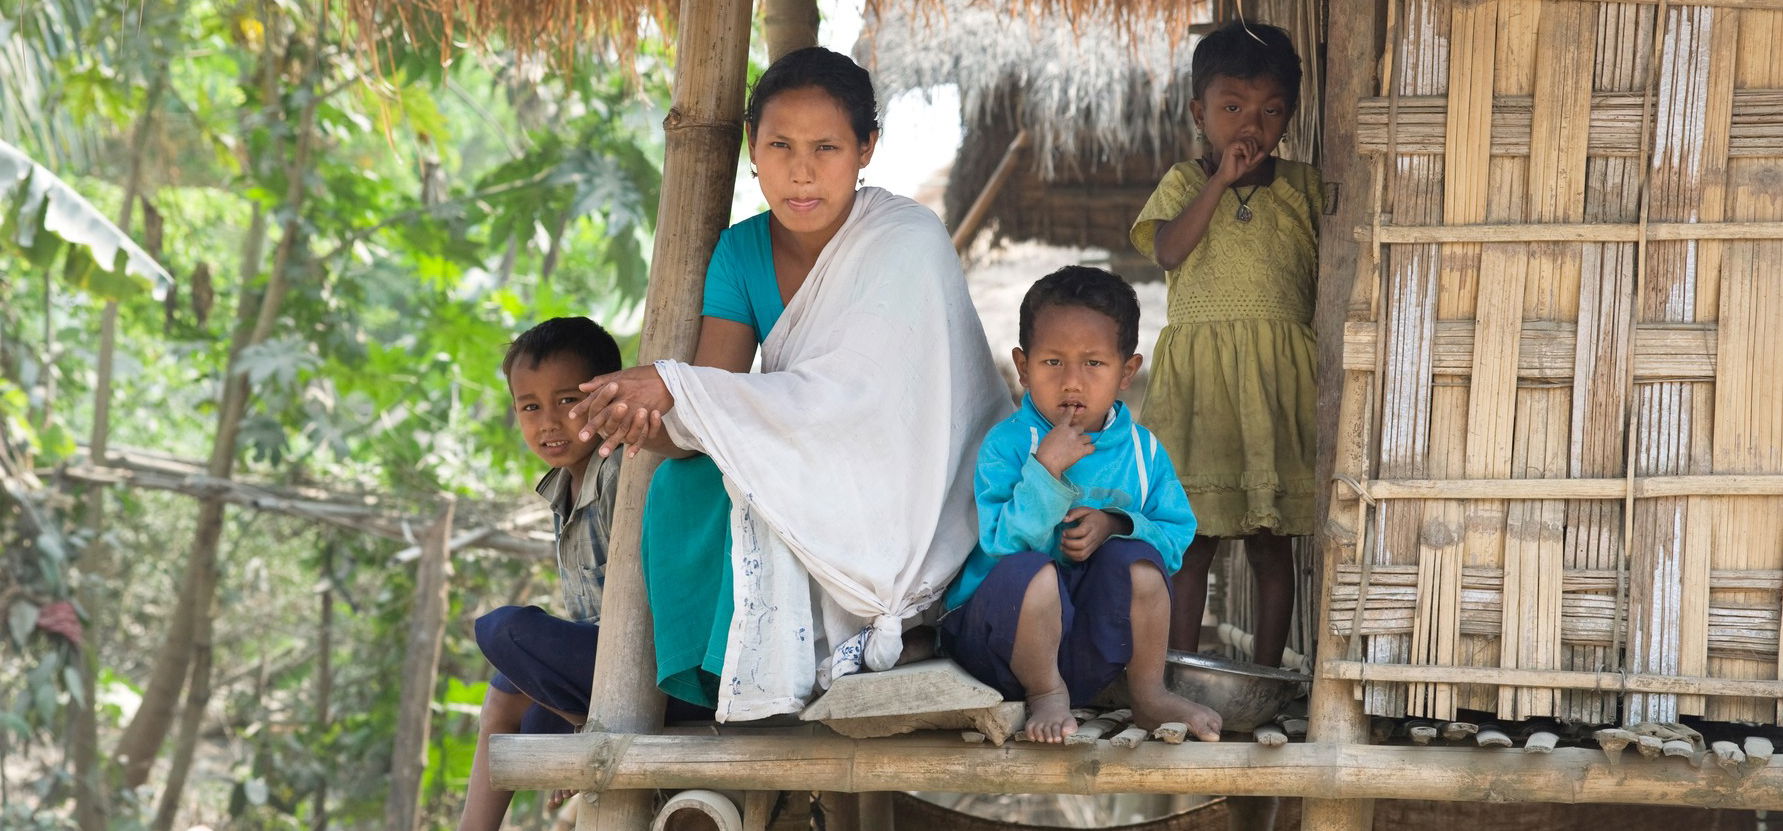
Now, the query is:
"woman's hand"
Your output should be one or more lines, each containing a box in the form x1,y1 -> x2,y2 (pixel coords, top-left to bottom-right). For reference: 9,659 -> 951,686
570,365 -> 675,459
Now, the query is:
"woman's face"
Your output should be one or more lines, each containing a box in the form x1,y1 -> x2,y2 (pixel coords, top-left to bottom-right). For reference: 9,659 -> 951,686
749,86 -> 877,245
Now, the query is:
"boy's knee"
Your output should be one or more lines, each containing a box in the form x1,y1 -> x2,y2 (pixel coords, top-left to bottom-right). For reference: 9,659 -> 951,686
474,605 -> 541,652
482,684 -> 530,731
1128,559 -> 1167,597
1022,562 -> 1061,601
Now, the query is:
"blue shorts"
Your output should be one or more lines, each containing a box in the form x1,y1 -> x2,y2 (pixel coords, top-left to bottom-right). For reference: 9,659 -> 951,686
476,605 -> 712,734
938,539 -> 1169,706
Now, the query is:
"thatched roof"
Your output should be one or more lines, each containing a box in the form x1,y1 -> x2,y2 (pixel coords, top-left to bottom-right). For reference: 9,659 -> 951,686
351,0 -> 1210,67
854,0 -> 1322,253
857,1 -> 1205,179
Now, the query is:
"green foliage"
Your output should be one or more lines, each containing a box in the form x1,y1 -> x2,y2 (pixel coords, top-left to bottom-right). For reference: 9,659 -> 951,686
0,0 -> 674,826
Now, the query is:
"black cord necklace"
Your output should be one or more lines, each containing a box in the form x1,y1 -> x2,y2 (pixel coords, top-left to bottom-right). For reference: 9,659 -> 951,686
1200,157 -> 1264,222
1233,185 -> 1262,222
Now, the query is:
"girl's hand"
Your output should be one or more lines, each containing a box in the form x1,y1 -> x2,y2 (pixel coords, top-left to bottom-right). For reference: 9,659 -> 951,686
570,365 -> 674,459
1209,137 -> 1266,187
1060,508 -> 1128,562
1035,407 -> 1094,478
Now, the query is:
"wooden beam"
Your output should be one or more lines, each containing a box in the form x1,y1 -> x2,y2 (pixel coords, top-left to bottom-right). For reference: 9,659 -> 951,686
1306,0 -> 1380,812
51,453 -> 553,558
581,1 -> 754,829
488,732 -> 1783,810
950,129 -> 1029,254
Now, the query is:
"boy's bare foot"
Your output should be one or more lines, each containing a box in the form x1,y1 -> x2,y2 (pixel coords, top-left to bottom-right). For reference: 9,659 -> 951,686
1025,688 -> 1078,743
1131,684 -> 1222,742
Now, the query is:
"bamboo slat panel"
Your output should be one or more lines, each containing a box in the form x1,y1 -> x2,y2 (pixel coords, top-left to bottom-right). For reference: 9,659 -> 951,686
1336,0 -> 1783,726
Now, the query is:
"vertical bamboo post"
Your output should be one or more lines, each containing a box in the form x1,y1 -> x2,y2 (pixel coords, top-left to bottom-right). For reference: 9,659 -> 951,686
580,2 -> 753,829
384,498 -> 454,831
1304,0 -> 1380,822
763,0 -> 819,62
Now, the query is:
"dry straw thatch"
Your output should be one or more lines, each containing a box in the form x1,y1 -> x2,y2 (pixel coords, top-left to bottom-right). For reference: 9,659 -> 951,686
858,0 -> 1204,180
346,0 -> 1208,68
856,0 -> 1319,252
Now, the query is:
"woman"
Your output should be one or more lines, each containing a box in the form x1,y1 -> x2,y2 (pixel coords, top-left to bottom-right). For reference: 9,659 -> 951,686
573,47 -> 1006,721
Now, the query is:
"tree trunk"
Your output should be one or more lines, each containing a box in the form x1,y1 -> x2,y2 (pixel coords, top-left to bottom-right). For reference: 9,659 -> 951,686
762,0 -> 819,62
384,499 -> 455,831
578,2 -> 754,829
312,541 -> 334,831
149,586 -> 216,831
113,16 -> 322,786
75,67 -> 168,831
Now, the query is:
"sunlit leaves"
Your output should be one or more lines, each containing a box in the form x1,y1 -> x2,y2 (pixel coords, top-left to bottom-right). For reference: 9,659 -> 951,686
0,139 -> 173,300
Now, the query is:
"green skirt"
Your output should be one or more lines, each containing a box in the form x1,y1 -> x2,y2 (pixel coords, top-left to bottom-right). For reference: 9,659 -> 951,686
1139,318 -> 1318,537
640,454 -> 732,708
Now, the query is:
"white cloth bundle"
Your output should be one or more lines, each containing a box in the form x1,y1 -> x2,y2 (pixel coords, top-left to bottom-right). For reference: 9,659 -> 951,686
658,187 -> 1009,721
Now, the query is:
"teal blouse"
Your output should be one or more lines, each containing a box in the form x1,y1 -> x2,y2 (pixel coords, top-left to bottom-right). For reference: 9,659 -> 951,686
642,211 -> 782,709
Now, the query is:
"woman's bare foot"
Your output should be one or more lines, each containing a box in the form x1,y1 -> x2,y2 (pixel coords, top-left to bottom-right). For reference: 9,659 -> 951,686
1025,688 -> 1078,743
1130,684 -> 1222,741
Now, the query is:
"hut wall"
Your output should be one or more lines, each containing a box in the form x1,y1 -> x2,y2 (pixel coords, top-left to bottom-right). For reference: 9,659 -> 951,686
1330,0 -> 1783,725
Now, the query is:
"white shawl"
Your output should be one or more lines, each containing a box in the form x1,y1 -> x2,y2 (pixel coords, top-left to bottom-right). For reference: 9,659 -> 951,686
657,188 -> 1008,720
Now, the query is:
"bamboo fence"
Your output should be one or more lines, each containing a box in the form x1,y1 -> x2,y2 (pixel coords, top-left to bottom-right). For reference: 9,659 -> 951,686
1330,0 -> 1783,726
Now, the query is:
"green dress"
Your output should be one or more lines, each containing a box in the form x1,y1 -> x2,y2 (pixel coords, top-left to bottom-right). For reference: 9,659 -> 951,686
642,212 -> 782,708
1130,159 -> 1322,538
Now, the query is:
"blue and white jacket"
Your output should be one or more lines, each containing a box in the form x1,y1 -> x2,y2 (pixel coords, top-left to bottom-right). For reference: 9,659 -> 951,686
943,394 -> 1197,609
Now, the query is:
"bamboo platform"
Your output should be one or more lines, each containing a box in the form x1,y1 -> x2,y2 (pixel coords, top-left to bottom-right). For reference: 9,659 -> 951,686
488,729 -> 1783,811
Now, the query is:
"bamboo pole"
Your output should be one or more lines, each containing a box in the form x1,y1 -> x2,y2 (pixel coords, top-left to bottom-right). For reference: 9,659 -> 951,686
1305,0 -> 1380,818
1354,88 -> 1783,156
488,733 -> 1783,810
761,0 -> 818,62
1356,220 -> 1783,243
383,498 -> 454,831
1340,320 -> 1716,381
950,129 -> 1029,254
573,2 -> 753,829
1321,660 -> 1783,698
1337,474 -> 1783,500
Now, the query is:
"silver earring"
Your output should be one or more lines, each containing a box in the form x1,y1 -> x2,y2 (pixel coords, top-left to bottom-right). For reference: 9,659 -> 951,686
857,176 -> 865,187
750,164 -> 758,178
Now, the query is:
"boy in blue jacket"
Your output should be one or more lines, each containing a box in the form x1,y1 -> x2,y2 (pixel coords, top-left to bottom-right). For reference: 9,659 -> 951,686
942,266 -> 1222,744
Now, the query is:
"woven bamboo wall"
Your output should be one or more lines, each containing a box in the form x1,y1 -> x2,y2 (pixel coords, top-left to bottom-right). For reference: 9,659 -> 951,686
1326,0 -> 1783,726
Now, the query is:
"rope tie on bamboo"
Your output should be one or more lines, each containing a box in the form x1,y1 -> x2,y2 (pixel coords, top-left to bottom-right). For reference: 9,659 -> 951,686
571,730 -> 633,802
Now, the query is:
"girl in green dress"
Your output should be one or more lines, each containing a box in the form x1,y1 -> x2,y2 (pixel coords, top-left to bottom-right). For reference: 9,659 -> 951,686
1129,23 -> 1321,669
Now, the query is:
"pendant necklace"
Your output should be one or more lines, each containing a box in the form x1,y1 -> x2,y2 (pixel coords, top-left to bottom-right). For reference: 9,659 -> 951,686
1200,158 -> 1263,222
1234,185 -> 1262,222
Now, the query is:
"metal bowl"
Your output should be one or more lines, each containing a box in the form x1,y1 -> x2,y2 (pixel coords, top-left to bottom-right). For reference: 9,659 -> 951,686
1161,650 -> 1310,732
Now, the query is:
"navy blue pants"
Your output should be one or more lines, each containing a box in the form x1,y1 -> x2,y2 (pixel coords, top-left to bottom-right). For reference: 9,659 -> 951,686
938,539 -> 1169,706
476,605 -> 712,734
